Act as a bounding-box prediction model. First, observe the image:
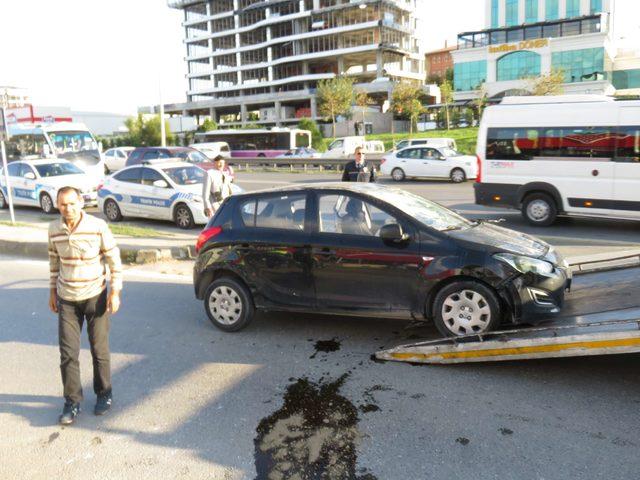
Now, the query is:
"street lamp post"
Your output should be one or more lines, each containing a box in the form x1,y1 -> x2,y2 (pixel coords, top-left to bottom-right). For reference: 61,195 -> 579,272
0,91 -> 16,224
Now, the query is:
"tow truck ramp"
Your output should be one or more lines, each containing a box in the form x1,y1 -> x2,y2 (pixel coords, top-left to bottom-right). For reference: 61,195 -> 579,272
376,310 -> 640,365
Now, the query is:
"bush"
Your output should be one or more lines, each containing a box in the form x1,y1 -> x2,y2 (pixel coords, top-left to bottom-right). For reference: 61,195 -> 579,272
297,118 -> 324,151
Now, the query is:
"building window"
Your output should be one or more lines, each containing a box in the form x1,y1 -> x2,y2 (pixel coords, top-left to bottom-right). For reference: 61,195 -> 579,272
505,0 -> 519,27
491,0 -> 499,28
612,69 -> 640,90
497,51 -> 541,81
566,0 -> 580,18
552,48 -> 605,83
546,0 -> 559,20
525,0 -> 538,23
590,0 -> 603,14
453,60 -> 487,91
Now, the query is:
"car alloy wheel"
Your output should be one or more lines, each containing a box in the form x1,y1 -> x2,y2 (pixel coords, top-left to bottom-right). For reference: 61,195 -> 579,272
450,168 -> 466,183
104,199 -> 122,222
175,204 -> 194,229
204,278 -> 255,332
40,193 -> 54,214
391,168 -> 405,182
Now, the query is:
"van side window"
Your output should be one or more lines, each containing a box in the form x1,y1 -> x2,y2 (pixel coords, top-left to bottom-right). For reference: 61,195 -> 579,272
486,128 -> 539,160
5,133 -> 48,161
539,127 -> 615,159
616,126 -> 640,163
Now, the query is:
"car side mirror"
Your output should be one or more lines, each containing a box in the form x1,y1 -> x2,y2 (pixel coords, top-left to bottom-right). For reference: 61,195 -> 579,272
153,179 -> 169,188
379,223 -> 410,243
24,172 -> 36,180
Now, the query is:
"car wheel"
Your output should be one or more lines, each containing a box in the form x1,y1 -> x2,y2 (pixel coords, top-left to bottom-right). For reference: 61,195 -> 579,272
104,198 -> 123,222
40,193 -> 55,214
432,280 -> 501,337
204,277 -> 255,332
391,168 -> 405,182
0,189 -> 7,209
450,168 -> 466,183
174,203 -> 195,229
522,193 -> 557,227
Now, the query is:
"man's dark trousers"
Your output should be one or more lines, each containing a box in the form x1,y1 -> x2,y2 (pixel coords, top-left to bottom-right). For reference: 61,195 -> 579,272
58,289 -> 111,404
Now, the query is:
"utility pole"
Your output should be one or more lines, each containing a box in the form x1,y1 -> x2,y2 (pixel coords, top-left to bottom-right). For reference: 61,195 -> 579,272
0,90 -> 16,224
159,78 -> 166,147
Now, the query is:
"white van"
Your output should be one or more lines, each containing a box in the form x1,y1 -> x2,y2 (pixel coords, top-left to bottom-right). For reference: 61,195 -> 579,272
189,141 -> 231,159
6,122 -> 104,180
394,138 -> 458,151
323,136 -> 365,158
475,95 -> 640,226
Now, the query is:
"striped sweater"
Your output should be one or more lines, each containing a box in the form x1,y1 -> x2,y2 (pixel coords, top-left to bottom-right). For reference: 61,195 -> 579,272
48,212 -> 123,301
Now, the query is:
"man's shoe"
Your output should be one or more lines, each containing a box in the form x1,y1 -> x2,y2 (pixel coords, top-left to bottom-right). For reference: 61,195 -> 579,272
94,394 -> 112,416
59,402 -> 81,425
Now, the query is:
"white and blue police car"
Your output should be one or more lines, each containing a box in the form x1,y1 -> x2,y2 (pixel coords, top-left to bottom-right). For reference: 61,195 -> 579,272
98,160 -> 238,229
0,159 -> 100,213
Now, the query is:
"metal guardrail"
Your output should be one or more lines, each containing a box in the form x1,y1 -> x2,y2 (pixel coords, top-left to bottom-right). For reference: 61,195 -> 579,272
227,156 -> 384,171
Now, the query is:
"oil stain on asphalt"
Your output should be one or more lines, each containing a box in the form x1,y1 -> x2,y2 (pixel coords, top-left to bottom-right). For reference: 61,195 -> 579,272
254,374 -> 377,480
309,338 -> 341,359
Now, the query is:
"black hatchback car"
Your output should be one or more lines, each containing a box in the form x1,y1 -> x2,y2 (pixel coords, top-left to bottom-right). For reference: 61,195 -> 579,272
193,183 -> 571,337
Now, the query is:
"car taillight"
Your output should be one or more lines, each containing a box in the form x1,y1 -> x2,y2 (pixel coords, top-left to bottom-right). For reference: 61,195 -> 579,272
195,226 -> 222,253
475,155 -> 482,183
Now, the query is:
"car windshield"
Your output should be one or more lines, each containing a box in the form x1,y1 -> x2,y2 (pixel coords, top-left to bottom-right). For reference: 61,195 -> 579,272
366,188 -> 472,232
176,150 -> 208,163
440,147 -> 460,157
48,131 -> 98,155
35,162 -> 84,177
162,166 -> 205,185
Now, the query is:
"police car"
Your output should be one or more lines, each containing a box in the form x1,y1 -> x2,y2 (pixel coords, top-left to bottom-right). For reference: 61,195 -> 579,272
0,159 -> 100,213
98,160 -> 240,229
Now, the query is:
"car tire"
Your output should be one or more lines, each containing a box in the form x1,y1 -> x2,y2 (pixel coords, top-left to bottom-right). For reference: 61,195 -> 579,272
391,168 -> 405,182
104,199 -> 123,222
450,168 -> 466,183
204,277 -> 255,332
40,193 -> 55,214
432,280 -> 501,337
174,203 -> 195,229
0,189 -> 8,209
522,192 -> 557,227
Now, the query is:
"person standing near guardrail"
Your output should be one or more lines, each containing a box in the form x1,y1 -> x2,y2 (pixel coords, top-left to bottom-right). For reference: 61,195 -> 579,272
48,186 -> 122,425
341,146 -> 376,182
203,157 -> 233,217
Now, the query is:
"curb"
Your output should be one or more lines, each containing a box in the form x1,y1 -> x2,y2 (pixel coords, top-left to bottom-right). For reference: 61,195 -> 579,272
0,239 -> 195,264
569,252 -> 640,276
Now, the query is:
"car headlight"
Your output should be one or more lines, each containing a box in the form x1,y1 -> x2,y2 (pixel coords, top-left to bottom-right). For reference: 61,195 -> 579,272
494,253 -> 554,277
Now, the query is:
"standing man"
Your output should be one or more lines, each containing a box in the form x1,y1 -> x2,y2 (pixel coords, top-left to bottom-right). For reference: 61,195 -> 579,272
48,186 -> 122,425
341,146 -> 376,182
203,156 -> 234,218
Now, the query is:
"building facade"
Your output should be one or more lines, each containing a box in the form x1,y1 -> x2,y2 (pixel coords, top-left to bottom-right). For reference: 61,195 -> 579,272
425,45 -> 455,81
166,0 -> 424,127
451,0 -> 640,100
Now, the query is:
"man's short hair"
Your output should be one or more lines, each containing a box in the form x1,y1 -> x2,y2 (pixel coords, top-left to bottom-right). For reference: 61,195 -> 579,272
213,155 -> 225,162
57,186 -> 82,201
354,146 -> 363,154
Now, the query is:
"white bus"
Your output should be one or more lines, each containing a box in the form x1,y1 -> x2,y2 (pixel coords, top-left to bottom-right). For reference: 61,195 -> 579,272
6,122 -> 104,180
475,95 -> 640,226
193,128 -> 311,158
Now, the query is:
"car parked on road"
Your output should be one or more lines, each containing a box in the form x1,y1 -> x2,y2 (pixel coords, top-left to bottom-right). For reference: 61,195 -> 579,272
394,138 -> 458,151
125,147 -> 214,170
380,146 -> 477,183
189,142 -> 231,160
193,183 -> 570,336
0,159 -> 99,213
277,147 -> 322,158
103,147 -> 134,173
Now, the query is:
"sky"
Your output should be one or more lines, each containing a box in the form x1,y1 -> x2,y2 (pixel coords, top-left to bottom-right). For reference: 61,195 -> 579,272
0,0 -> 638,115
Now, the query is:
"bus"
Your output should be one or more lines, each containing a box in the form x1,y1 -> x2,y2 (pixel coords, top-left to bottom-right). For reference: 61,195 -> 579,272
194,128 -> 311,158
475,95 -> 640,226
6,122 -> 104,180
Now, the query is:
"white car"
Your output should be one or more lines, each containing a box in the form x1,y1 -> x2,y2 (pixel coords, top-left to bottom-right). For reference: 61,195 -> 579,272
0,159 -> 100,213
189,142 -> 231,159
103,147 -> 134,173
98,161 -> 243,229
380,146 -> 478,183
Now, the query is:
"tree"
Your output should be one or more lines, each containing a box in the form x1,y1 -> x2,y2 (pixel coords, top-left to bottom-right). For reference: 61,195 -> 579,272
439,80 -> 454,131
531,69 -> 565,96
316,76 -> 354,138
124,114 -> 174,147
198,118 -> 218,132
297,118 -> 324,151
472,82 -> 489,124
391,82 -> 426,135
354,89 -> 373,137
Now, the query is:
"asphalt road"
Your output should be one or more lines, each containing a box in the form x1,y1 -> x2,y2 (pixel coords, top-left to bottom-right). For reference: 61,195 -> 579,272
1,255 -> 640,479
2,171 -> 639,259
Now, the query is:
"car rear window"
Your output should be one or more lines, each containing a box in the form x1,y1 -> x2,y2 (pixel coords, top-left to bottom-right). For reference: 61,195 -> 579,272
239,194 -> 306,231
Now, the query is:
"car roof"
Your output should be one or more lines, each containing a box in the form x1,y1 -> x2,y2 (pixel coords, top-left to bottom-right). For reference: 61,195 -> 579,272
123,160 -> 195,170
232,182 -> 403,198
133,146 -> 192,152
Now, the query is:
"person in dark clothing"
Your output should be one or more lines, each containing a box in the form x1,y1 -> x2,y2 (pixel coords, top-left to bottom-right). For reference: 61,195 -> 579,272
341,146 -> 376,182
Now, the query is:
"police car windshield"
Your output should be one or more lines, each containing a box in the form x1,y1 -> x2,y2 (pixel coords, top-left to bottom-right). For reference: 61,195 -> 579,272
35,162 -> 84,177
162,166 -> 204,185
